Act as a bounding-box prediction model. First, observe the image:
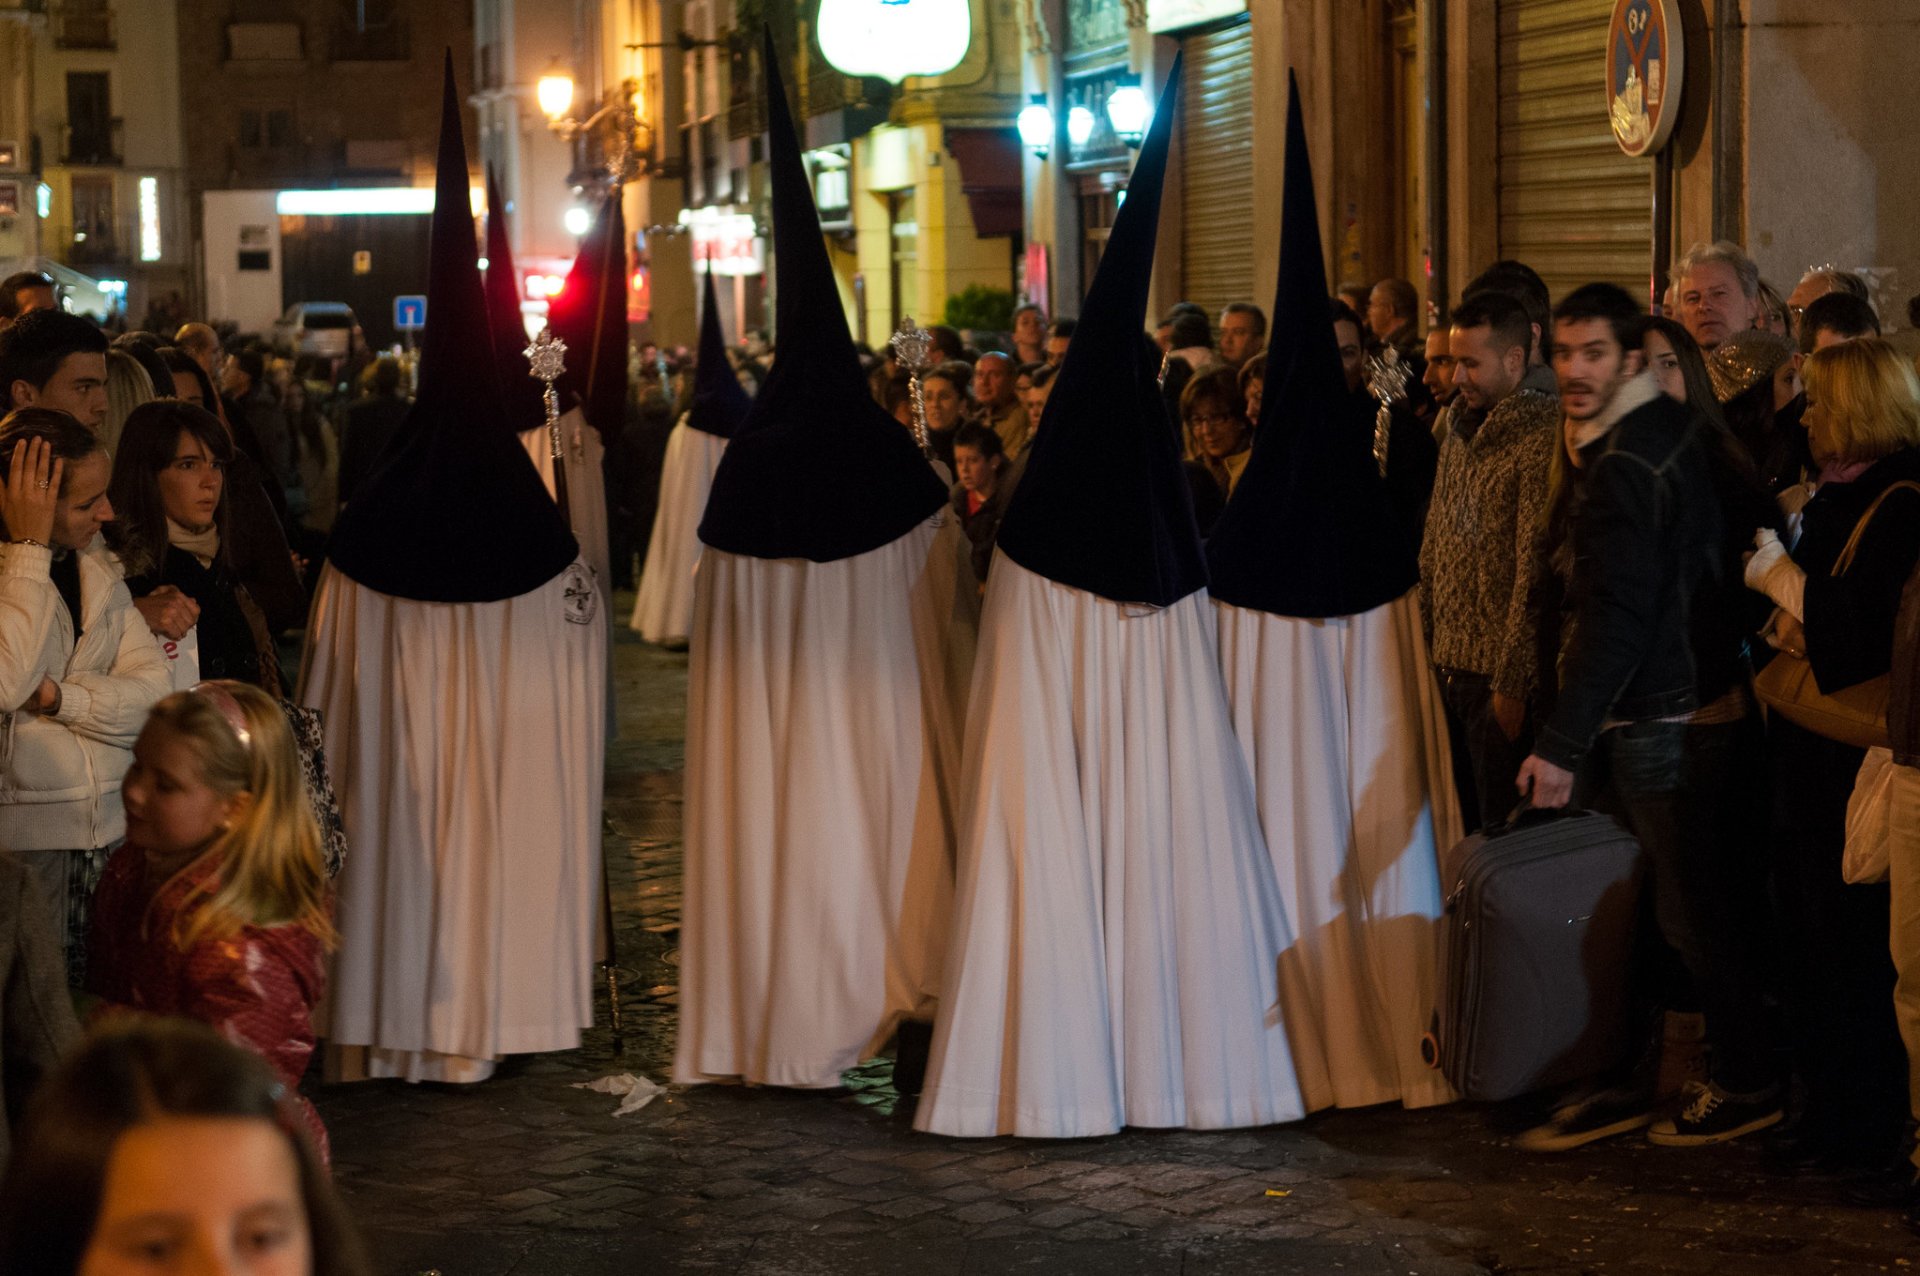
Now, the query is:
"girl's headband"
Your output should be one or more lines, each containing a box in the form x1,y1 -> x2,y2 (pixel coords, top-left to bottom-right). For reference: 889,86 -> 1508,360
189,681 -> 252,752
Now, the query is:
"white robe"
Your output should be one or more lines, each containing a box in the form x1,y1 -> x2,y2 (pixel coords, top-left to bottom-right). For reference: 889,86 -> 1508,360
630,419 -> 726,646
522,407 -> 612,608
302,561 -> 608,1084
915,552 -> 1306,1138
674,512 -> 972,1088
1214,590 -> 1461,1112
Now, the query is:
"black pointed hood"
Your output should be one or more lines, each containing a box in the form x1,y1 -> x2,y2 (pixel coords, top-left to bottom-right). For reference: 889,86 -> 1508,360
483,166 -> 550,435
1205,73 -> 1418,618
696,30 -> 945,561
992,60 -> 1204,607
687,270 -> 750,438
326,52 -> 578,603
545,188 -> 629,442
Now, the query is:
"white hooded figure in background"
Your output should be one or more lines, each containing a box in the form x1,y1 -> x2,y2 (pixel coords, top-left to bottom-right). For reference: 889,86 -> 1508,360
304,56 -> 607,1085
672,35 -> 970,1090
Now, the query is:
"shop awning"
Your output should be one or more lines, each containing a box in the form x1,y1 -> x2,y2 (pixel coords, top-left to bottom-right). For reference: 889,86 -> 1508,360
943,128 -> 1022,238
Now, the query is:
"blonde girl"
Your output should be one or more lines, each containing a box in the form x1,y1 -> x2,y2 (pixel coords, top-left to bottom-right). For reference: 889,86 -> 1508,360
85,680 -> 336,1161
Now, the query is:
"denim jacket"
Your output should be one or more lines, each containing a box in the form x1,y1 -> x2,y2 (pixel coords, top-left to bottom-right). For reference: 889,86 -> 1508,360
1534,373 -> 1721,772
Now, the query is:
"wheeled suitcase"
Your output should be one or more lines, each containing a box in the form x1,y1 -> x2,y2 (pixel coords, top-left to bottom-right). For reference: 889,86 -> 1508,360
1424,808 -> 1644,1102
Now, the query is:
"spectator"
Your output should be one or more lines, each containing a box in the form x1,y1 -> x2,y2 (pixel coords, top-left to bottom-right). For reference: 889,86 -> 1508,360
100,348 -> 156,455
1164,310 -> 1214,377
1787,267 -> 1872,344
109,334 -> 174,407
950,422 -> 1010,583
1800,290 -> 1881,355
158,346 -> 213,408
885,373 -> 915,431
1674,240 -> 1762,352
928,325 -> 967,364
286,377 -> 338,532
0,272 -> 56,331
0,309 -> 109,431
1747,337 -> 1920,1181
0,1019 -> 369,1274
1421,324 -> 1458,435
1463,259 -> 1556,392
1045,318 -> 1075,366
1020,363 -> 1058,450
971,351 -> 1030,456
1709,328 -> 1807,494
172,322 -> 226,395
0,853 -> 78,1164
0,412 -> 168,972
1756,279 -> 1796,336
1640,315 -> 1720,413
87,681 -> 337,1159
1418,291 -> 1556,832
221,349 -> 299,513
1337,284 -> 1373,333
1218,302 -> 1267,370
1012,303 -> 1047,365
336,356 -> 408,508
1331,300 -> 1368,394
922,361 -> 971,472
1367,278 -> 1423,363
1518,283 -> 1782,1151
1238,353 -> 1266,431
109,400 -> 283,693
1179,366 -> 1249,536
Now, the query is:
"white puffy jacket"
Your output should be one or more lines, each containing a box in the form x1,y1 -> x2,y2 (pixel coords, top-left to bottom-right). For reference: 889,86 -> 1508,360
0,539 -> 169,851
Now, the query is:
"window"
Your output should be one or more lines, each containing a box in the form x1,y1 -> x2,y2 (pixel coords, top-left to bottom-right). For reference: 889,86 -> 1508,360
334,0 -> 406,60
266,110 -> 294,148
64,72 -> 116,164
238,110 -> 262,148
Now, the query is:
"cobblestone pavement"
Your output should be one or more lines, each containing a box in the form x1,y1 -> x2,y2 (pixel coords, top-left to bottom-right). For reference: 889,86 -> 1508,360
319,613 -> 1920,1275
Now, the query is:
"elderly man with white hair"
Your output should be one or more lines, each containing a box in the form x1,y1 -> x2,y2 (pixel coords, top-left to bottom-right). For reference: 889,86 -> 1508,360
1672,240 -> 1762,352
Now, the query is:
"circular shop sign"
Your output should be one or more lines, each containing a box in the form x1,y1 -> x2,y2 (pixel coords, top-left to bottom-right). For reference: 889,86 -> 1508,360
1607,0 -> 1684,157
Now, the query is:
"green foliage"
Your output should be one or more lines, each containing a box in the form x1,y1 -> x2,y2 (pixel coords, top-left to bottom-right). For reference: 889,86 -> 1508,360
943,285 -> 1016,333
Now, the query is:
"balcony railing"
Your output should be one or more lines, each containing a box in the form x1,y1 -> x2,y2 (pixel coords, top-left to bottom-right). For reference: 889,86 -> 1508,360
62,118 -> 123,166
52,1 -> 114,48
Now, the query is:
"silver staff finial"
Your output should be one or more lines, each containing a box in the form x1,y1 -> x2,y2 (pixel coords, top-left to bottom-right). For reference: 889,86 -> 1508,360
526,327 -> 569,462
890,316 -> 934,458
1366,343 -> 1411,479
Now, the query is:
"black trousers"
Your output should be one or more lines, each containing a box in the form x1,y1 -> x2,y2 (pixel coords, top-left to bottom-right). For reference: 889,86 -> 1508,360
1437,669 -> 1532,834
1577,716 -> 1780,1095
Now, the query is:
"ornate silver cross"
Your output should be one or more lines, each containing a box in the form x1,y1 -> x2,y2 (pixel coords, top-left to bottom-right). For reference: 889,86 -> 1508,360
526,327 -> 568,462
1366,343 -> 1411,479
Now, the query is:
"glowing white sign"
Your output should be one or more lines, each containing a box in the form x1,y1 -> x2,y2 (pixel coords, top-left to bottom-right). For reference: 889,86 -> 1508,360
816,0 -> 971,85
138,176 -> 161,261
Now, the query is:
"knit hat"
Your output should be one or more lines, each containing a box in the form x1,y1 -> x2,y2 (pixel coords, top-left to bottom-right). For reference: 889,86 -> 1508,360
1707,328 -> 1795,404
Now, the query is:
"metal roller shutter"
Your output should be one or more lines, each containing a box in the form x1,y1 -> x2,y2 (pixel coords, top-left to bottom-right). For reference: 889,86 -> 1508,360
1497,0 -> 1650,306
1180,18 -> 1254,319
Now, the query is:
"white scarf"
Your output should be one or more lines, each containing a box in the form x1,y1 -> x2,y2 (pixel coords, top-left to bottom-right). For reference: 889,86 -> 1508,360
167,518 -> 221,567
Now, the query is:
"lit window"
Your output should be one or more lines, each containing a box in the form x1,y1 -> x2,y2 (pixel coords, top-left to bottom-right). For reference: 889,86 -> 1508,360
138,176 -> 161,261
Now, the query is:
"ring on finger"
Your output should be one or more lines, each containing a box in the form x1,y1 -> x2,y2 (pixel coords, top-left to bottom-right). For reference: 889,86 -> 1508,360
35,480 -> 49,490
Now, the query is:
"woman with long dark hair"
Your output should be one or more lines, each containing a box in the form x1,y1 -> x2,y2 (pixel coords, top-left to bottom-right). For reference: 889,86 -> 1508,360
108,400 -> 283,693
0,1019 -> 368,1275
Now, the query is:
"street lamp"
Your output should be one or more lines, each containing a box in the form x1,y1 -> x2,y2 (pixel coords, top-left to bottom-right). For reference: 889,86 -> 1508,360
1016,95 -> 1053,160
1066,104 -> 1096,149
537,61 -> 576,121
1106,82 -> 1151,146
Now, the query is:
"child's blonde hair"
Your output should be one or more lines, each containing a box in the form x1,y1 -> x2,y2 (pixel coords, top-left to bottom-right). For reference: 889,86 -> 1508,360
143,681 -> 334,950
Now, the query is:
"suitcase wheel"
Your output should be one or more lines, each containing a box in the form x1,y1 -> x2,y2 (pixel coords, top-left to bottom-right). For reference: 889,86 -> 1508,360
1419,1031 -> 1441,1069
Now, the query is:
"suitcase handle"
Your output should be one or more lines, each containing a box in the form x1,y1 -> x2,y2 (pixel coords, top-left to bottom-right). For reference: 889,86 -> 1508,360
1484,800 -> 1585,838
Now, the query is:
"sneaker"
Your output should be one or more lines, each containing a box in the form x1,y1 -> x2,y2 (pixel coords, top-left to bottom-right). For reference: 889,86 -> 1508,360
1516,1086 -> 1656,1152
1647,1081 -> 1783,1147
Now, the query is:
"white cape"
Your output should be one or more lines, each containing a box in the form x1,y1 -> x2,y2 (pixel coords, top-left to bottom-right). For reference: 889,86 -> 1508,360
916,553 -> 1306,1138
1214,590 -> 1461,1112
302,561 -> 608,1084
630,419 -> 725,646
522,407 -> 612,607
674,513 -> 973,1088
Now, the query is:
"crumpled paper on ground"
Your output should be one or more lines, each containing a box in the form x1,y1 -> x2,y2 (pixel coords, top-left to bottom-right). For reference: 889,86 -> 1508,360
574,1072 -> 666,1116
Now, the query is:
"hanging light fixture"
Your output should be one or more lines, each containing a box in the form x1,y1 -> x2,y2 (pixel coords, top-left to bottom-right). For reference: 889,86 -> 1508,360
536,60 -> 576,122
1066,104 -> 1096,149
1105,80 -> 1151,145
1016,94 -> 1054,160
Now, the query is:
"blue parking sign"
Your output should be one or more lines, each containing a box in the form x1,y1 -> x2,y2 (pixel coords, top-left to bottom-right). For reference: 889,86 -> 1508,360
393,294 -> 427,331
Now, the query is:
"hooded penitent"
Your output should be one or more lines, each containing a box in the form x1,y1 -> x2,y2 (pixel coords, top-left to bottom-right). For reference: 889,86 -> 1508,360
544,187 -> 629,442
991,86 -> 1206,607
672,30 -> 971,1090
696,32 -> 945,562
482,166 -> 551,436
628,271 -> 752,643
303,52 -> 607,1087
687,270 -> 751,438
325,56 -> 577,604
1206,72 -> 1459,1114
1205,73 -> 1419,619
914,60 -> 1306,1140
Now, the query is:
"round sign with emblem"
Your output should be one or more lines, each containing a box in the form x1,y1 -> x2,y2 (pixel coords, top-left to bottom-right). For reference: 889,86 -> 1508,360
1607,0 -> 1683,157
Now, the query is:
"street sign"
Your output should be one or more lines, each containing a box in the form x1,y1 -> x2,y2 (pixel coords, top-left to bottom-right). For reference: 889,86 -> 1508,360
353,250 -> 372,275
1607,0 -> 1684,157
393,294 -> 427,331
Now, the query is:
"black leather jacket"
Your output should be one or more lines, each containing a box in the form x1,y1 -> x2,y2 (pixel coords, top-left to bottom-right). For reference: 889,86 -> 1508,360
1534,382 -> 1723,772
